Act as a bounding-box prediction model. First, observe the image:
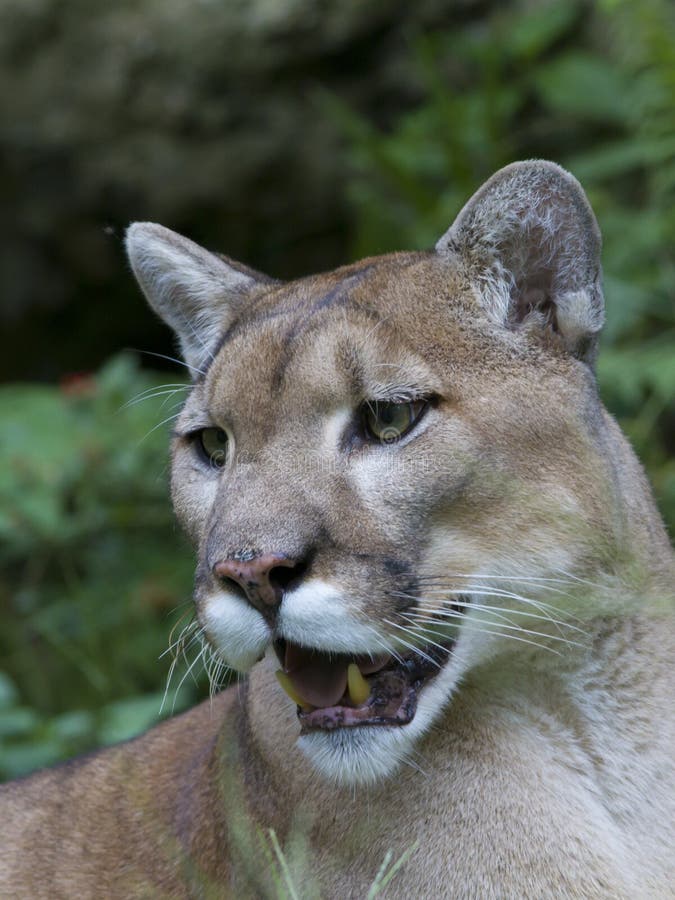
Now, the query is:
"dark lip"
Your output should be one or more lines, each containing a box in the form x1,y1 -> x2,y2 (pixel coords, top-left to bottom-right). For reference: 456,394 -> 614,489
297,639 -> 453,733
273,638 -> 287,667
272,636 -> 455,733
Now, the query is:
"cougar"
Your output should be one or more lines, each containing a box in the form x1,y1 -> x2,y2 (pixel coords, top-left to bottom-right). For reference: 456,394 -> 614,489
1,161 -> 673,898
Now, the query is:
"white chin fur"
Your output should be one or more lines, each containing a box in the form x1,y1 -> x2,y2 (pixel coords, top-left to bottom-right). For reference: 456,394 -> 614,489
200,589 -> 271,672
299,647 -> 468,786
299,727 -> 412,785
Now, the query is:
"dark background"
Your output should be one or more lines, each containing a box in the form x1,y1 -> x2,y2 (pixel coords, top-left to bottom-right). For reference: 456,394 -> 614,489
1,0 -> 486,382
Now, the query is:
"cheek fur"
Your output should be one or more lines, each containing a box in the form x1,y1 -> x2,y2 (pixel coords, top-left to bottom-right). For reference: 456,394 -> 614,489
171,460 -> 219,544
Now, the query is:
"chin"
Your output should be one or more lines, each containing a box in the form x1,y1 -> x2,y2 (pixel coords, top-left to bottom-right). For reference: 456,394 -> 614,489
298,726 -> 416,786
296,660 -> 464,787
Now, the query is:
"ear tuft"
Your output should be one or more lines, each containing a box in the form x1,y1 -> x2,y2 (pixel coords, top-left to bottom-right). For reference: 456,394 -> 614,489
125,223 -> 275,375
436,161 -> 604,364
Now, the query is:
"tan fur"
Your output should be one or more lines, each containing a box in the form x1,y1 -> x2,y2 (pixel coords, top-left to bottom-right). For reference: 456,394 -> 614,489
2,162 -> 673,898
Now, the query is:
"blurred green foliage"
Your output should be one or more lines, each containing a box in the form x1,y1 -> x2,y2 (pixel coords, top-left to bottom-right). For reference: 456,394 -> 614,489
0,356 -> 197,778
1,0 -> 673,782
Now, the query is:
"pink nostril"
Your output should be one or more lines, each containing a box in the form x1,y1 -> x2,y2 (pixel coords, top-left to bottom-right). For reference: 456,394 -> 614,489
213,553 -> 300,611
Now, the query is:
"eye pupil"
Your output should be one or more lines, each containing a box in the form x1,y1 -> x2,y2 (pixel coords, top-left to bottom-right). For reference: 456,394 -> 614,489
362,400 -> 427,444
197,427 -> 229,468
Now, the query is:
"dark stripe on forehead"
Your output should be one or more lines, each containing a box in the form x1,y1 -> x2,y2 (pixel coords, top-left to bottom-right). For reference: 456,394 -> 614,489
208,262 -> 377,363
202,263 -> 380,386
197,252 -> 428,383
269,266 -> 379,393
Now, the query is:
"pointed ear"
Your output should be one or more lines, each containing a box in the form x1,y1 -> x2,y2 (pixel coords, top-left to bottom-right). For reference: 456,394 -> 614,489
436,161 -> 604,364
125,223 -> 277,375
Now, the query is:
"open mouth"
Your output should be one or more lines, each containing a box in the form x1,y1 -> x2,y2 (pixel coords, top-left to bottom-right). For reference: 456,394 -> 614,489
273,603 -> 467,733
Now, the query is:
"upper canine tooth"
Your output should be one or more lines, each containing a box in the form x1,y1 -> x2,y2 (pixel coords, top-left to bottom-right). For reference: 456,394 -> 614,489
347,663 -> 370,706
275,670 -> 312,711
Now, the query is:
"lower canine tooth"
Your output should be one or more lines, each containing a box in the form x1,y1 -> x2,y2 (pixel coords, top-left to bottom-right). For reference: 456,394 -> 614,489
275,670 -> 312,710
347,663 -> 370,706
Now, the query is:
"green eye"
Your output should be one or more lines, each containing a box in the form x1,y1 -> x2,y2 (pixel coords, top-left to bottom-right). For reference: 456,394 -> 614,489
197,427 -> 229,468
362,400 -> 427,444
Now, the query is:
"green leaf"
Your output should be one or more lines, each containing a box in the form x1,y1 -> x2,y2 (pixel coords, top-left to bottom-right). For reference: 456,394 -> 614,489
98,694 -> 166,746
0,673 -> 19,711
49,710 -> 95,743
0,740 -> 64,780
97,685 -> 194,747
535,53 -> 634,122
0,707 -> 41,739
505,0 -> 580,62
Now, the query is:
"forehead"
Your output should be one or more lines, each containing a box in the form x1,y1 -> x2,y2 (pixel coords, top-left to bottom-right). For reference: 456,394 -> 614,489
204,251 -> 479,404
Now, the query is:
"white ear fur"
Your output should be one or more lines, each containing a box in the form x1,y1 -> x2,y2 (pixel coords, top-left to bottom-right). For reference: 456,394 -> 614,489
125,222 -> 273,374
436,161 -> 604,363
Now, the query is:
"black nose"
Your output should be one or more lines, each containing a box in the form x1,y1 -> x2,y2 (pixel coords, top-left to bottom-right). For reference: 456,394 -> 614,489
213,553 -> 307,617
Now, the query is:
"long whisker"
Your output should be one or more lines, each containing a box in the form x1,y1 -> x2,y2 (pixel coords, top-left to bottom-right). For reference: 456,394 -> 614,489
390,586 -> 584,636
412,579 -> 585,624
402,602 -> 519,631
463,589 -> 588,635
162,610 -> 196,655
410,589 -> 586,635
170,643 -> 207,712
409,605 -> 584,648
162,629 -> 203,664
382,621 -> 443,666
420,572 -> 569,590
359,622 -> 406,665
123,389 -> 188,412
399,752 -> 430,778
395,581 -> 584,643
392,589 -> 520,628
416,573 -> 584,600
203,644 -> 231,699
133,348 -> 206,377
550,567 -> 609,592
160,658 -> 179,715
137,410 -> 183,445
126,382 -> 189,397
416,572 -> 597,615
121,384 -> 190,409
160,618 -> 204,714
409,617 -> 564,656
415,572 -> 574,595
160,640 -> 193,714
160,621 -> 198,659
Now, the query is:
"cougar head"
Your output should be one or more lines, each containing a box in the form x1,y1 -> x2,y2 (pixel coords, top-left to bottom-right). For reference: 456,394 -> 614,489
126,161 -> 615,785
